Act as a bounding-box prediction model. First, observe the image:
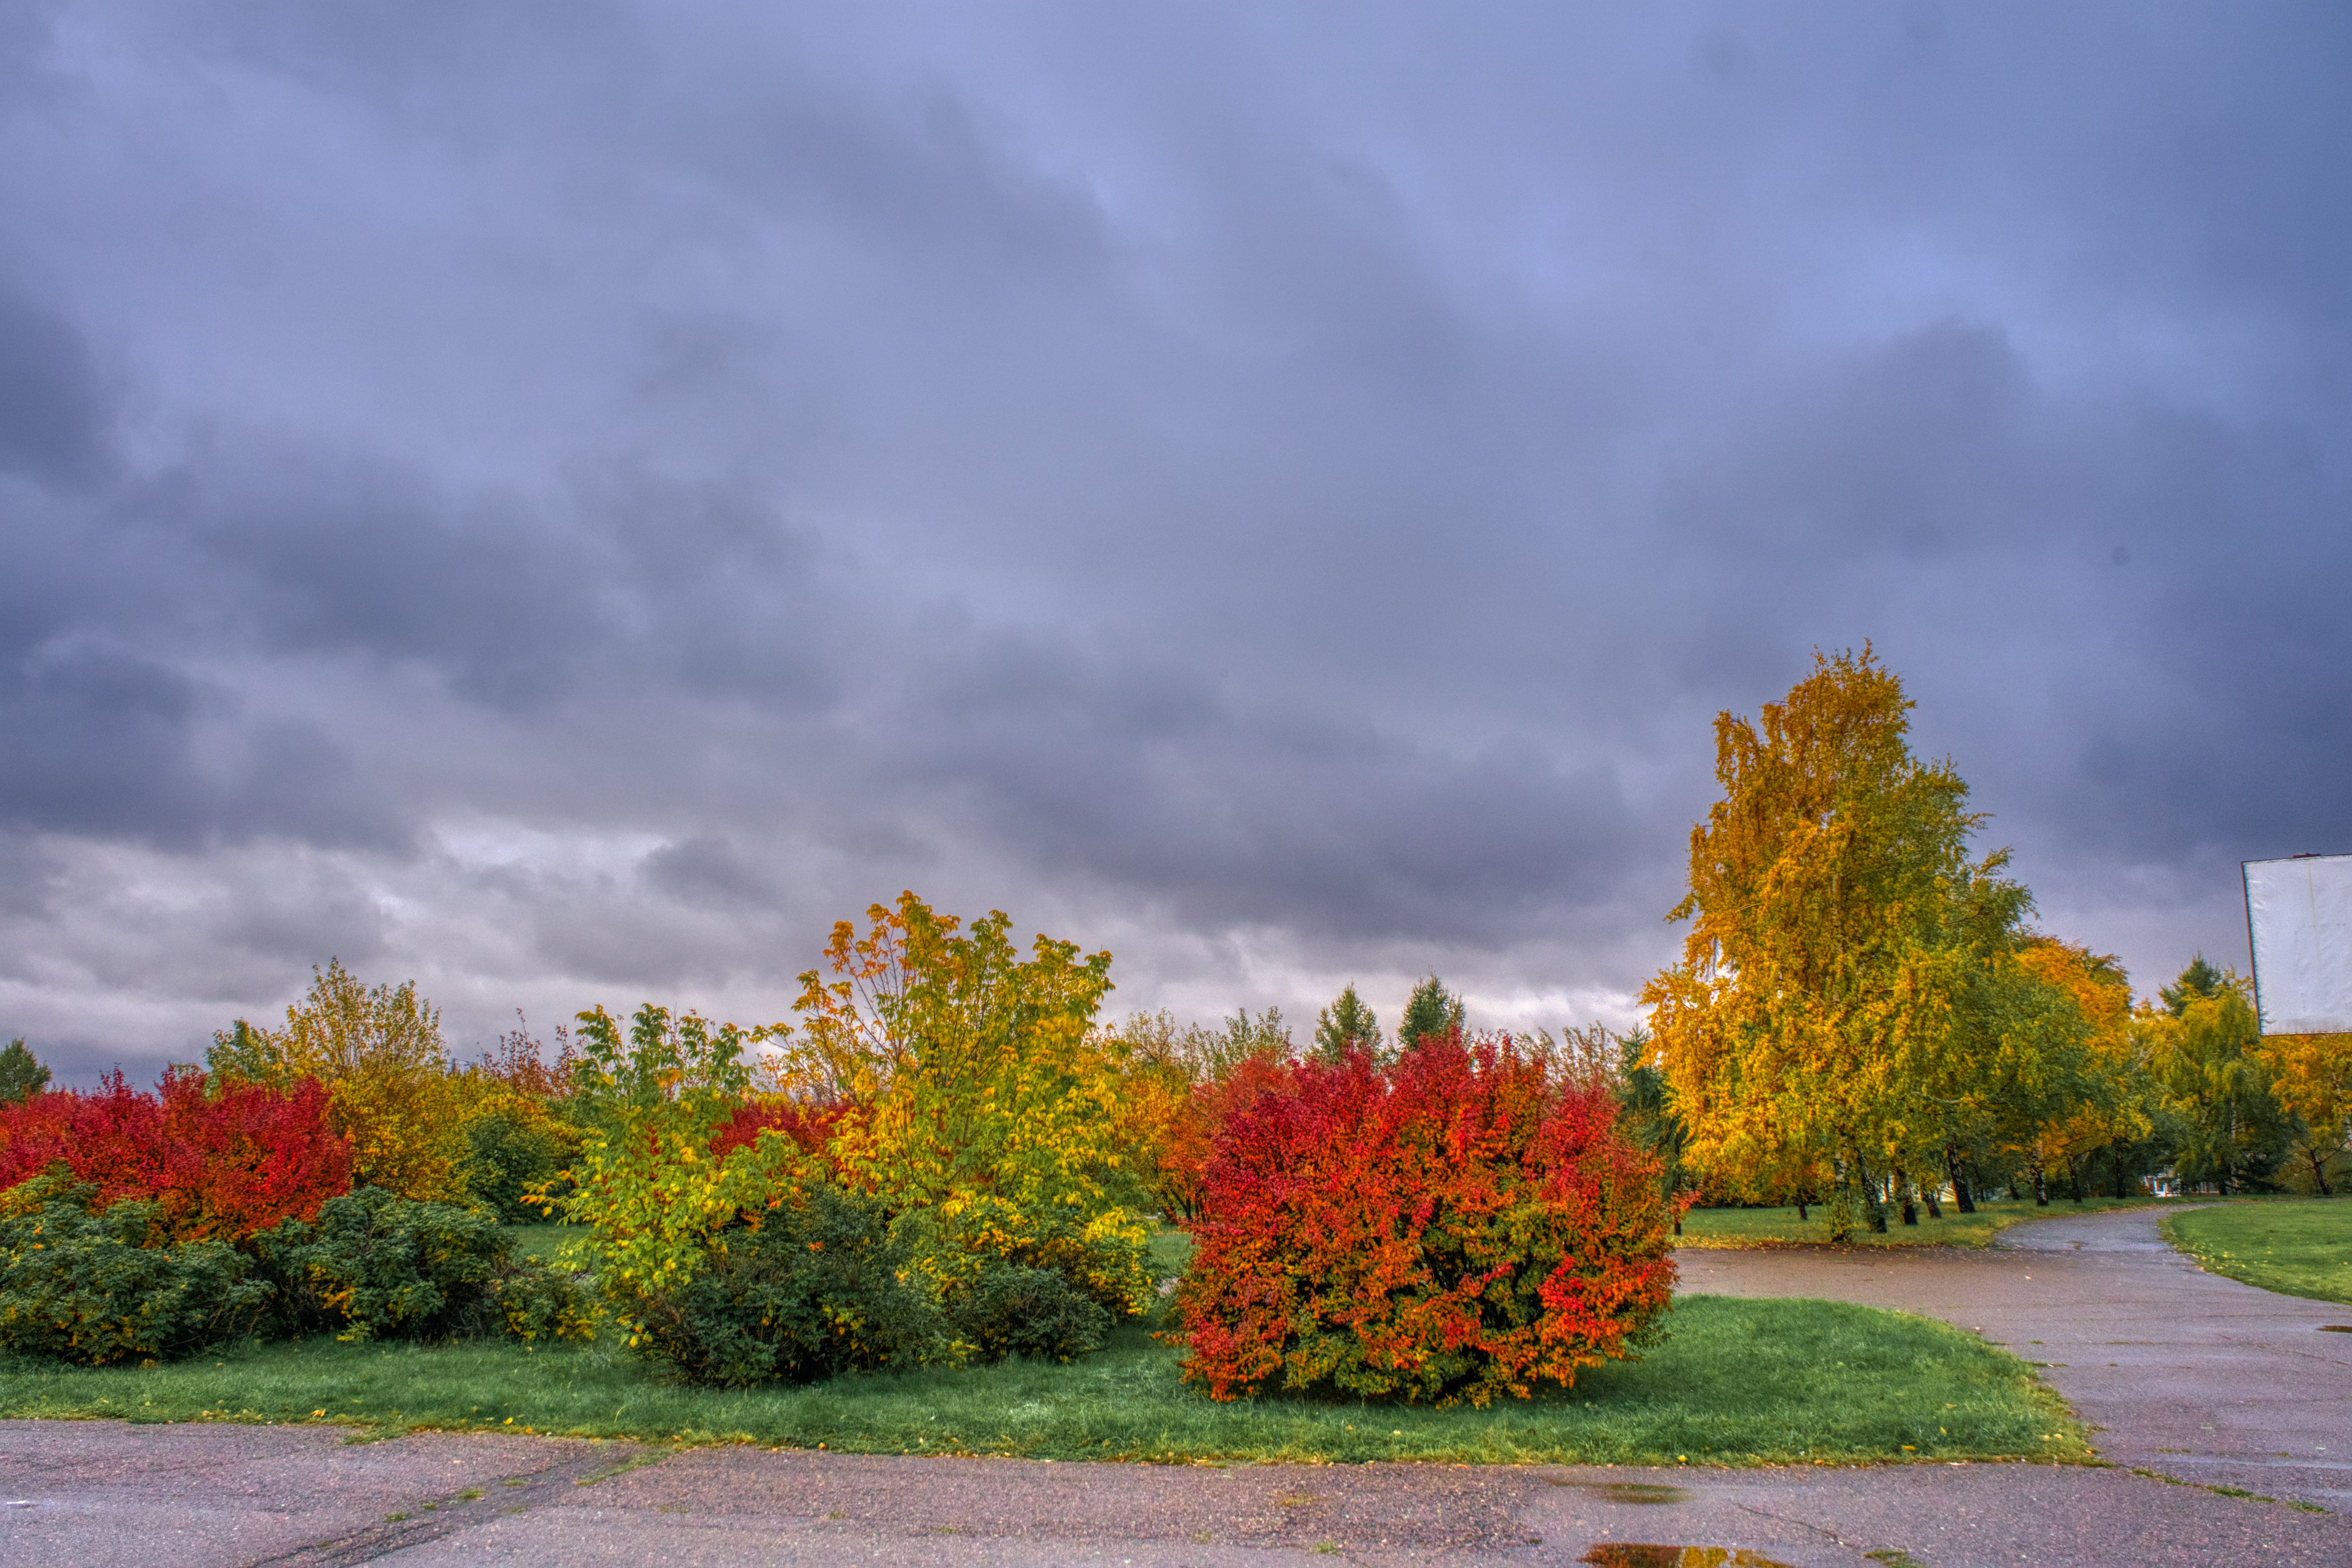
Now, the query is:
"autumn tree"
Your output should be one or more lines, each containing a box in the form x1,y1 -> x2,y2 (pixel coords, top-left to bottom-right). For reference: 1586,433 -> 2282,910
2143,962 -> 2291,1193
780,893 -> 1151,1312
1641,647 -> 2061,1239
2251,1030 -> 2352,1194
209,960 -> 473,1201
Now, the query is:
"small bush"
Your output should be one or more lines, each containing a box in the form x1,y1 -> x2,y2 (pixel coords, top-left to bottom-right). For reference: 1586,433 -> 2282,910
254,1186 -> 511,1343
0,1069 -> 350,1240
948,1265 -> 1110,1363
0,1176 -> 270,1365
463,1100 -> 577,1223
487,1255 -> 596,1343
632,1180 -> 947,1387
1176,1033 -> 1677,1407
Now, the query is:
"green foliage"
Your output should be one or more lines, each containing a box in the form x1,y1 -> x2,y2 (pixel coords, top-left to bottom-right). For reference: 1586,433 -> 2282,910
792,895 -> 1152,1314
2161,955 -> 2230,1016
254,1186 -> 514,1343
1311,985 -> 1383,1064
0,1040 -> 50,1106
487,1255 -> 597,1345
464,1107 -> 572,1224
1396,976 -> 1465,1052
0,1176 -> 269,1365
554,1004 -> 809,1336
2145,965 -> 2292,1192
948,1265 -> 1111,1365
632,1180 -> 946,1387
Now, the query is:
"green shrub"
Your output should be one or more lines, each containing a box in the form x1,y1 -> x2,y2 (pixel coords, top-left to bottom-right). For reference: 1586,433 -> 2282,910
948,1264 -> 1110,1364
254,1186 -> 512,1343
464,1109 -> 573,1224
632,1180 -> 947,1387
488,1255 -> 596,1344
0,1176 -> 269,1365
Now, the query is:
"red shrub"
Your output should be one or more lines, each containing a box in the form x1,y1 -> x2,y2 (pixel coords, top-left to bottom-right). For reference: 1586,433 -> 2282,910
0,1068 -> 352,1240
1175,1032 -> 1677,1406
711,1098 -> 851,1164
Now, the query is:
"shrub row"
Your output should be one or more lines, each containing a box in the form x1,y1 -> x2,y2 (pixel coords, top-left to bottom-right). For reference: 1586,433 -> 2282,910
0,1176 -> 588,1365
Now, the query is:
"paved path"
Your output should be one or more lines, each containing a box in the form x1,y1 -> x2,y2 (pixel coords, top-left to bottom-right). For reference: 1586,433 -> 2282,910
4,1208 -> 2347,1566
2,1418 -> 2347,1567
1679,1204 -> 2352,1510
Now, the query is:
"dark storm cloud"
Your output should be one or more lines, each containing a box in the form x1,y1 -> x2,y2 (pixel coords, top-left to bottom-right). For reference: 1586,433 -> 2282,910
0,1 -> 2345,1073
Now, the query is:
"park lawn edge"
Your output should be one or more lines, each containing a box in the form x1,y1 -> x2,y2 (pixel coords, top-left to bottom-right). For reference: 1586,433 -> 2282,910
0,1295 -> 2095,1469
2160,1202 -> 2352,1306
1676,1195 -> 2192,1251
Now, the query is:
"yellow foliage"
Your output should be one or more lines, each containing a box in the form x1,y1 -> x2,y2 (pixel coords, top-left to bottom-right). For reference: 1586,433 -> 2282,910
209,959 -> 473,1201
2251,1030 -> 2352,1192
788,893 -> 1151,1312
1641,648 -> 2010,1223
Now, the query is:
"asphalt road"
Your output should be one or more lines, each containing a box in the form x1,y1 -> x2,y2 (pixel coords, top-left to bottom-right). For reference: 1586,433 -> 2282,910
1680,1203 -> 2352,1510
2,1205 -> 2345,1567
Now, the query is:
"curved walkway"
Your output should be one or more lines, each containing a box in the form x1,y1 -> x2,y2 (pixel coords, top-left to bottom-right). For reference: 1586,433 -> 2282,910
1678,1204 -> 2352,1509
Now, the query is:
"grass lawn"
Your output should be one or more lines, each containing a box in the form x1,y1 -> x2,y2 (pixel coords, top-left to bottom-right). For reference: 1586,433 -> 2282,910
1678,1194 -> 2177,1250
2164,1200 -> 2352,1305
0,1294 -> 2085,1467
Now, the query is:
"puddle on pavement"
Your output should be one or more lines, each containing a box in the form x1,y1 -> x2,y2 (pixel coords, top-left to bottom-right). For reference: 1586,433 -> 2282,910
1580,1549 -> 1790,1568
1551,1482 -> 1692,1505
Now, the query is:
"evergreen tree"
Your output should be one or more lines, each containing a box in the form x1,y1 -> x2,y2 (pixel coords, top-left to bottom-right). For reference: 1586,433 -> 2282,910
0,1039 -> 49,1105
1397,976 -> 1466,1051
2161,955 -> 2229,1017
1311,985 -> 1383,1063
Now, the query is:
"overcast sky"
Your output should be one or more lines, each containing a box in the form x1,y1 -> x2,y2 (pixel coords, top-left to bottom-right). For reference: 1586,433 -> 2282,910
3,2 -> 2346,1082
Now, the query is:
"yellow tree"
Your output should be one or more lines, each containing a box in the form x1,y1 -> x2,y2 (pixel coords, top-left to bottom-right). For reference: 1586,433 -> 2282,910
1641,647 -> 2027,1238
2249,1031 -> 2352,1194
2016,938 -> 2153,1198
209,959 -> 474,1201
783,892 -> 1151,1312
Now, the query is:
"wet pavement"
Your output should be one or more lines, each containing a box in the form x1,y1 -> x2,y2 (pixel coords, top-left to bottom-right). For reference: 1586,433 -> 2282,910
3,1206 -> 2346,1565
1680,1204 -> 2352,1511
3,1418 -> 2347,1566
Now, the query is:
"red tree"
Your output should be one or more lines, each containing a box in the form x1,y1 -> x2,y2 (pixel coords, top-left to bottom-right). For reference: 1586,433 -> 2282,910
0,1068 -> 352,1240
1176,1032 -> 1678,1406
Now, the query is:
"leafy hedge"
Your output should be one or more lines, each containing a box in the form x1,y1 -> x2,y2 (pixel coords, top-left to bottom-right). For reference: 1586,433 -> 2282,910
1176,1033 -> 1678,1406
0,1177 -> 588,1365
0,1069 -> 350,1241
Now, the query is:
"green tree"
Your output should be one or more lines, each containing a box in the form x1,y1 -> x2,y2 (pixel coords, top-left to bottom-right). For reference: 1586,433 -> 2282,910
0,1039 -> 49,1105
1613,1027 -> 1691,1234
1397,976 -> 1466,1052
2143,963 -> 2291,1193
1311,985 -> 1383,1063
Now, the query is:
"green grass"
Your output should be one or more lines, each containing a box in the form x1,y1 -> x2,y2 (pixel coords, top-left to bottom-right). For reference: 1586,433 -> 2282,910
1678,1194 -> 2177,1250
0,1295 -> 2085,1466
2164,1199 -> 2352,1305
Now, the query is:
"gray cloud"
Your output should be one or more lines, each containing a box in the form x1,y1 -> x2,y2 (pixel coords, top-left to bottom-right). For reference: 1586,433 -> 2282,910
0,1 -> 2344,1077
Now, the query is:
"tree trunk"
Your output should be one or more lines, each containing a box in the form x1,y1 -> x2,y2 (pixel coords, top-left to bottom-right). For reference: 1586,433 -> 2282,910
2032,1158 -> 2048,1206
2067,1158 -> 2085,1203
1896,1166 -> 1919,1225
1796,1192 -> 1809,1222
1946,1147 -> 1976,1214
1923,1180 -> 1942,1219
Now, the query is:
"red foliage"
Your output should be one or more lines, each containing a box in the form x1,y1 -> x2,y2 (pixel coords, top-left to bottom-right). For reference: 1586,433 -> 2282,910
1175,1032 -> 1678,1406
711,1098 -> 851,1163
0,1068 -> 352,1240
1156,1053 -> 1290,1221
